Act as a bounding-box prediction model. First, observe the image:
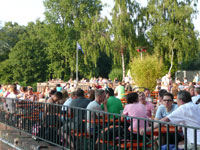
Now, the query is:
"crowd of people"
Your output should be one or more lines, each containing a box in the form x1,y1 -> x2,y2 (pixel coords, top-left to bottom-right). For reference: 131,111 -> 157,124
0,74 -> 200,149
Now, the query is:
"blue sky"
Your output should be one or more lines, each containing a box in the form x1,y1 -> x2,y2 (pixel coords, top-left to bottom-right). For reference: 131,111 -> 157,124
0,0 -> 199,32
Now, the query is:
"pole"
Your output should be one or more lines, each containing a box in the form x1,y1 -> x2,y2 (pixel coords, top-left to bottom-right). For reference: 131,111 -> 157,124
141,52 -> 143,60
76,42 -> 78,83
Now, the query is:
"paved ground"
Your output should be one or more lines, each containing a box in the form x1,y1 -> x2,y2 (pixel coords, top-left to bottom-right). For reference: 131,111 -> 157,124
0,123 -> 64,150
0,141 -> 16,150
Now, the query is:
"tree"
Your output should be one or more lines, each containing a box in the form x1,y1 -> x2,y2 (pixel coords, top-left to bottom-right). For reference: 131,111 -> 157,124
43,0 -> 106,80
147,0 -> 199,74
110,0 -> 144,81
130,55 -> 164,91
0,22 -> 25,62
7,21 -> 49,85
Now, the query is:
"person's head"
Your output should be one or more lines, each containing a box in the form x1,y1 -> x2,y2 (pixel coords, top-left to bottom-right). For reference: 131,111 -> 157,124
144,88 -> 150,97
194,87 -> 200,96
95,89 -> 106,104
118,81 -> 122,85
45,86 -> 50,92
28,87 -> 33,95
105,88 -> 114,98
88,90 -> 95,101
76,88 -> 84,97
61,89 -> 68,100
52,92 -> 63,104
108,82 -> 113,88
71,91 -> 77,100
162,92 -> 174,110
21,86 -> 27,93
188,86 -> 195,97
9,85 -> 17,93
126,92 -> 138,104
158,89 -> 167,101
49,89 -> 57,97
172,83 -> 178,89
177,90 -> 192,106
66,83 -> 70,88
138,92 -> 145,103
167,73 -> 171,78
56,84 -> 61,87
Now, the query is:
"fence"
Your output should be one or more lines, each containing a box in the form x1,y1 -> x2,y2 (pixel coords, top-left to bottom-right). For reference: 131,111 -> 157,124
0,97 -> 199,150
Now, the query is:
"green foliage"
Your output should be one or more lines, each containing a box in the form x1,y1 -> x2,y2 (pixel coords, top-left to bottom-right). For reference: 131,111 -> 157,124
0,22 -> 25,62
0,0 -> 199,87
0,59 -> 14,84
108,68 -> 123,81
147,0 -> 199,72
0,21 -> 49,85
43,0 -> 107,79
130,55 -> 164,91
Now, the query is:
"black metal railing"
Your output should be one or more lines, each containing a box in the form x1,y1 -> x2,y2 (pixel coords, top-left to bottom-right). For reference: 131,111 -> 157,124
0,97 -> 199,150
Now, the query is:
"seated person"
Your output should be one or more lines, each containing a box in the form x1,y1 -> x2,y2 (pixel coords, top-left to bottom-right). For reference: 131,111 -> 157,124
123,92 -> 148,139
155,92 -> 178,120
144,88 -> 152,102
62,91 -> 77,111
138,92 -> 154,119
87,90 -> 95,101
101,88 -> 123,117
86,89 -> 107,132
141,91 -> 200,149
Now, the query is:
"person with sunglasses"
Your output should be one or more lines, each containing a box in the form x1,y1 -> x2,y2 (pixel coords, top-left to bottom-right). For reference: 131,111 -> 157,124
155,92 -> 178,120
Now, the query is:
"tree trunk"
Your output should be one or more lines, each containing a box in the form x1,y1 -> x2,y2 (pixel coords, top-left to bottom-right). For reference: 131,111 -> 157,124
168,38 -> 176,74
168,49 -> 174,73
121,50 -> 125,81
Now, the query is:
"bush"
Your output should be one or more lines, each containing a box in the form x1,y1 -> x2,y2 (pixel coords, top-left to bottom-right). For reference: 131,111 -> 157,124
108,68 -> 123,81
130,55 -> 164,91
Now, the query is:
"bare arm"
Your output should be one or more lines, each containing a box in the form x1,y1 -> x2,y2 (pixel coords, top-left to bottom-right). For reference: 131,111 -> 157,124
140,117 -> 170,135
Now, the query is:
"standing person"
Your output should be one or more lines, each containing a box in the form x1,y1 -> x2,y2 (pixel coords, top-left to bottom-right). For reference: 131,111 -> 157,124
101,88 -> 123,116
161,73 -> 172,91
6,85 -> 18,114
56,84 -> 62,92
193,73 -> 200,83
141,91 -> 200,150
192,87 -> 200,104
114,81 -> 125,99
125,82 -> 133,92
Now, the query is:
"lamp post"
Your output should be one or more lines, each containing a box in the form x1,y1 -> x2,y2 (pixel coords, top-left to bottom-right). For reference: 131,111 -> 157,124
136,47 -> 146,60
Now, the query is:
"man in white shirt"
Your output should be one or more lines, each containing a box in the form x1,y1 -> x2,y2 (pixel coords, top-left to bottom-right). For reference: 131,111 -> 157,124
192,87 -> 200,104
161,73 -> 171,91
141,90 -> 200,150
6,85 -> 17,114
